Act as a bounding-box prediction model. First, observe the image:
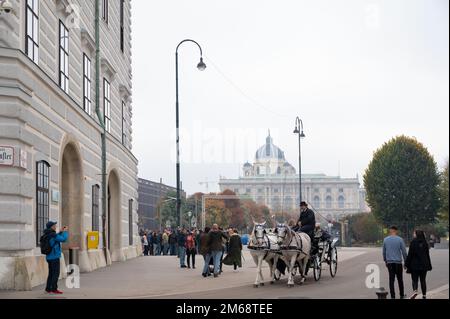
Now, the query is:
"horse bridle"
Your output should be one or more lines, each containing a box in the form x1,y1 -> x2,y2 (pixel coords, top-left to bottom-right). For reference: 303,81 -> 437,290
251,224 -> 270,249
276,224 -> 304,253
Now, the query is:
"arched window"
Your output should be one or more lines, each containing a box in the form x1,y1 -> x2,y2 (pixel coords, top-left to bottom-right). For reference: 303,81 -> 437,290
277,167 -> 281,175
338,195 -> 345,209
256,167 -> 260,175
313,196 -> 320,209
36,161 -> 50,245
325,196 -> 332,209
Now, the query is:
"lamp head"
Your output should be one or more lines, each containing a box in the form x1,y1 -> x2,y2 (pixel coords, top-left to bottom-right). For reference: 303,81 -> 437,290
197,57 -> 206,71
293,126 -> 300,134
300,131 -> 306,138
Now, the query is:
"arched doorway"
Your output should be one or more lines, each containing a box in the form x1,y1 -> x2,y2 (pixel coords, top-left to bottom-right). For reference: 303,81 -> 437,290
107,170 -> 122,261
61,143 -> 84,251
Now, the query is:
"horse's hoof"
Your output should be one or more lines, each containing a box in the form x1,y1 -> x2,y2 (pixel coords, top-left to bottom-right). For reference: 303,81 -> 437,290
260,282 -> 265,286
270,281 -> 275,285
253,284 -> 259,288
288,284 -> 294,288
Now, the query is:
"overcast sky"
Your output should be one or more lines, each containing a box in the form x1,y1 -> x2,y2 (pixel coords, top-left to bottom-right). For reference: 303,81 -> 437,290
131,0 -> 449,195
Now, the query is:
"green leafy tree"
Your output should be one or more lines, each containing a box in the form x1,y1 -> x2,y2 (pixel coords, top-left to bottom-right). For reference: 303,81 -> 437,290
438,160 -> 449,225
363,136 -> 440,240
159,191 -> 188,228
348,213 -> 383,244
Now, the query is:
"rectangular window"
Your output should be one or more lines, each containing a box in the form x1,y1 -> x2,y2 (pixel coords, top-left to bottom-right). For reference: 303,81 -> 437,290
326,188 -> 332,193
246,188 -> 251,194
36,161 -> 50,245
25,0 -> 39,64
128,199 -> 133,245
102,0 -> 109,23
103,78 -> 111,132
59,21 -> 69,93
121,101 -> 126,146
92,185 -> 100,231
120,0 -> 125,52
83,54 -> 92,115
339,188 -> 344,193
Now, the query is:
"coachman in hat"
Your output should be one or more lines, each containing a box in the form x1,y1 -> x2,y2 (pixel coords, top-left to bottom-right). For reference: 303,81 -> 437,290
293,201 -> 316,239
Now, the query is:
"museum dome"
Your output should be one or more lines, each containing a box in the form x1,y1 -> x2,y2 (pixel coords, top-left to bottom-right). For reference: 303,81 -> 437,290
255,133 -> 285,161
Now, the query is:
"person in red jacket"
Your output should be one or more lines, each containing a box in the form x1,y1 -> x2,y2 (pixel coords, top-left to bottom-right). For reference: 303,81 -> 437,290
186,231 -> 197,269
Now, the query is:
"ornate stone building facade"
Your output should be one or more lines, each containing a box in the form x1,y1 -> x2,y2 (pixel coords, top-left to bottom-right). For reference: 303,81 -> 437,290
219,133 -> 369,220
0,0 -> 140,290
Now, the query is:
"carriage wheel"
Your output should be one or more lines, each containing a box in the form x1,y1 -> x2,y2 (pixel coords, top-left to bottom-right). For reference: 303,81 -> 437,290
313,255 -> 321,281
329,247 -> 338,277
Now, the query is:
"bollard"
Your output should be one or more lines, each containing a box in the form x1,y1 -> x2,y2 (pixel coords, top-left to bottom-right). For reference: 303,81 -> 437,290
376,287 -> 389,299
68,247 -> 80,275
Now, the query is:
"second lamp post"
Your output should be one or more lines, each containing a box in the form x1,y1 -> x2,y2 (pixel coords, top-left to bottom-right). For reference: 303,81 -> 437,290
175,39 -> 206,227
294,117 -> 305,206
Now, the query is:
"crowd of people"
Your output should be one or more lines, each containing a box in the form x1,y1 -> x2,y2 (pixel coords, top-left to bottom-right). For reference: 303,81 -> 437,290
140,224 -> 243,277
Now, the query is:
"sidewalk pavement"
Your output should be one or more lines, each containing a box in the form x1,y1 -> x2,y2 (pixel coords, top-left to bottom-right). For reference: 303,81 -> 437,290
0,247 -> 367,299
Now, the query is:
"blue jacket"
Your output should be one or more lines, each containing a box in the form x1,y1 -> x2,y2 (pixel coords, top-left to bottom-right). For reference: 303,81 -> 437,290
383,235 -> 407,264
46,231 -> 68,261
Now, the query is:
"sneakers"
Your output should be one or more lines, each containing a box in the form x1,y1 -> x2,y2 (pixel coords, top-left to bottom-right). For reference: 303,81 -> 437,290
213,273 -> 219,278
202,273 -> 207,278
422,295 -> 427,299
410,291 -> 418,299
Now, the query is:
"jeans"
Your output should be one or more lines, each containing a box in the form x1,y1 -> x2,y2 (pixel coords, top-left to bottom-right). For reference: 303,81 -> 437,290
46,259 -> 60,292
162,244 -> 169,255
178,247 -> 186,266
143,245 -> 149,256
203,250 -> 222,275
153,243 -> 161,255
387,263 -> 404,298
170,244 -> 177,256
411,270 -> 427,295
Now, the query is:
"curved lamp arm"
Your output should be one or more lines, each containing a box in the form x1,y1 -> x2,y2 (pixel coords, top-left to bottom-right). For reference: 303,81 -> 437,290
176,39 -> 204,56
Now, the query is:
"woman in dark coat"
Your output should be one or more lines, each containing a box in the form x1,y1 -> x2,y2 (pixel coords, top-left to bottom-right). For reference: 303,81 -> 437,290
405,229 -> 432,299
223,229 -> 242,270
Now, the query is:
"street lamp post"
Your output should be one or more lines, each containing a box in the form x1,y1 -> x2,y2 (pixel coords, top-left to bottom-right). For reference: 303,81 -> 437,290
175,39 -> 206,228
293,117 -> 305,206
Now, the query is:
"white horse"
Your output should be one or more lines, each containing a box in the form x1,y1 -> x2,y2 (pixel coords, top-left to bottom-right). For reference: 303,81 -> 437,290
248,221 -> 281,288
275,223 -> 311,287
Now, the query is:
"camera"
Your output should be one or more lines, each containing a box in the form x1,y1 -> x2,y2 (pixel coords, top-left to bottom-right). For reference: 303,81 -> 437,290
0,0 -> 13,14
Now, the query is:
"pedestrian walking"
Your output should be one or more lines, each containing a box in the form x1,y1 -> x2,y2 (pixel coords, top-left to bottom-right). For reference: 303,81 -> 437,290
162,231 -> 169,255
382,225 -> 408,299
39,221 -> 68,294
142,232 -> 149,256
223,228 -> 243,270
202,224 -> 228,278
405,230 -> 433,299
200,227 -> 211,277
169,231 -> 177,256
186,231 -> 196,269
177,228 -> 187,268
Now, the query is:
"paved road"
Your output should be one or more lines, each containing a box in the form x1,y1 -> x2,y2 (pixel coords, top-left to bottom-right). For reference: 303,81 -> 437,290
0,247 -> 447,299
161,248 -> 449,299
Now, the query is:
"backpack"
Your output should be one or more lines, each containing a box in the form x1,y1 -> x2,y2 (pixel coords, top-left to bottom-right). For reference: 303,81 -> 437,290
40,233 -> 55,255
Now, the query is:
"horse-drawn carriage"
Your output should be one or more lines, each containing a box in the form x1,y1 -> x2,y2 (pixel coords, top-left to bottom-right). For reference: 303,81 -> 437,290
248,221 -> 338,287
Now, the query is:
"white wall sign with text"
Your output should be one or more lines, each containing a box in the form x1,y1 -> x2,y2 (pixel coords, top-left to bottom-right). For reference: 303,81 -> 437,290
0,146 -> 14,166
